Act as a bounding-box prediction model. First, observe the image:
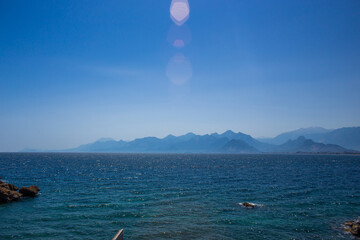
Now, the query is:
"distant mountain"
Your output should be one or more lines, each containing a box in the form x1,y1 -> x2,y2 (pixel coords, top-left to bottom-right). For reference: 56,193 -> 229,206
220,139 -> 259,153
23,127 -> 360,153
262,127 -> 332,145
214,130 -> 273,152
273,136 -> 355,153
310,127 -> 360,151
259,127 -> 360,151
74,138 -> 127,152
69,133 -> 231,153
63,130 -> 265,153
51,129 -> 358,154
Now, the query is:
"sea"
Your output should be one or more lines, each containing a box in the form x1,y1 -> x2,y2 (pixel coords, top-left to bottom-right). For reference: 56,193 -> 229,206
0,153 -> 359,240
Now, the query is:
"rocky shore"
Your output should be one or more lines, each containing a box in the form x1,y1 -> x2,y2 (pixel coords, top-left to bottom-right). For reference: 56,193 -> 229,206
0,180 -> 40,204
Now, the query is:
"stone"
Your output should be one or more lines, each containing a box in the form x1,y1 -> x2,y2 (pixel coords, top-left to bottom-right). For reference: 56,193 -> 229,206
19,186 -> 40,197
345,220 -> 355,226
0,187 -> 22,203
344,220 -> 360,237
350,222 -> 360,237
242,202 -> 255,208
0,181 -> 19,191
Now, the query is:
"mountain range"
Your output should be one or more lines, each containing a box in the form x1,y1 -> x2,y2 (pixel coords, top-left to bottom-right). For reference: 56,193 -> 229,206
259,127 -> 360,151
48,127 -> 360,154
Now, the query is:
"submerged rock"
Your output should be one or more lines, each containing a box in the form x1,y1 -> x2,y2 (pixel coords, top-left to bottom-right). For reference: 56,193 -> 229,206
241,202 -> 255,208
344,220 -> 360,237
0,187 -> 22,203
19,186 -> 40,197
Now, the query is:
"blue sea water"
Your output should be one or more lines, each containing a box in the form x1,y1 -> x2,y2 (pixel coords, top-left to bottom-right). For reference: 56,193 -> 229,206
0,153 -> 359,240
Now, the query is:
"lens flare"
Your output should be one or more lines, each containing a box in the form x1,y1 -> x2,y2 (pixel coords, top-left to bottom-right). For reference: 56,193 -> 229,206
173,40 -> 185,48
166,53 -> 192,85
167,24 -> 192,48
170,0 -> 190,26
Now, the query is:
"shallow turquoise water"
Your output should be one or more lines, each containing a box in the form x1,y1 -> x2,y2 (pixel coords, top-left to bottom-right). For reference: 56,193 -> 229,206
0,153 -> 359,239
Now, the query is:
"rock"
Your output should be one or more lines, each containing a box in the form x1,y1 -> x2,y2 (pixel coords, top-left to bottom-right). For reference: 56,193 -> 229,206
0,181 -> 40,203
344,220 -> 360,237
7,184 -> 18,191
0,181 -> 19,191
0,187 -> 22,203
345,220 -> 355,226
19,186 -> 40,197
350,223 -> 360,237
242,202 -> 255,208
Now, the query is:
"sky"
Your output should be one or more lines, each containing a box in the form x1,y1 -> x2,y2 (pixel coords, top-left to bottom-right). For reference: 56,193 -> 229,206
0,0 -> 360,151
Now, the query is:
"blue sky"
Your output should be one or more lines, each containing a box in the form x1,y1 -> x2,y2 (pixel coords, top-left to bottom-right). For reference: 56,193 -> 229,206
1,0 -> 359,151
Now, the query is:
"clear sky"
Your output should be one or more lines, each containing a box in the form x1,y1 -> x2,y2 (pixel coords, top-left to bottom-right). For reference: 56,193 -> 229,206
1,0 -> 360,151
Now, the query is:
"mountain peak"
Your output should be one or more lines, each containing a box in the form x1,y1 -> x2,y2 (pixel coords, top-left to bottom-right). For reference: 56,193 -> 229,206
95,138 -> 115,143
220,130 -> 237,138
183,132 -> 196,137
164,134 -> 175,139
223,130 -> 235,134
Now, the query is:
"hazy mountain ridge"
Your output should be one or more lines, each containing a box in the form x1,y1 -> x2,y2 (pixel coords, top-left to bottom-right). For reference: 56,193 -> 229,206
273,136 -> 353,153
69,131 -> 245,153
220,139 -> 260,153
260,127 -> 332,145
46,127 -> 359,154
261,127 -> 360,151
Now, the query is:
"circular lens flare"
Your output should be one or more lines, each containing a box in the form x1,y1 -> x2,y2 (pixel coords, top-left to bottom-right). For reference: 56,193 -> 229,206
167,24 -> 192,48
166,53 -> 192,85
173,40 -> 185,48
170,0 -> 190,26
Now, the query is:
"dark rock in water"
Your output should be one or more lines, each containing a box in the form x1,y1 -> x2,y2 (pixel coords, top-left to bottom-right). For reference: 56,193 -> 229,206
242,202 -> 255,208
350,223 -> 360,236
0,181 -> 40,203
0,180 -> 19,191
345,220 -> 355,226
7,184 -> 18,191
344,220 -> 360,237
0,187 -> 22,203
19,186 -> 40,197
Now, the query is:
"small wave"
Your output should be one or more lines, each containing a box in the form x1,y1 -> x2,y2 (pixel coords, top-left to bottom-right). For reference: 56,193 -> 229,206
66,203 -> 110,209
